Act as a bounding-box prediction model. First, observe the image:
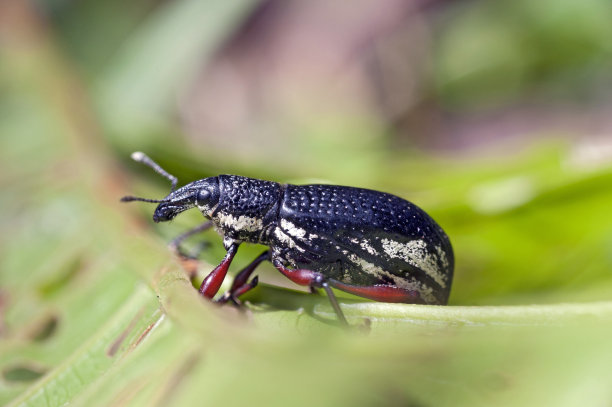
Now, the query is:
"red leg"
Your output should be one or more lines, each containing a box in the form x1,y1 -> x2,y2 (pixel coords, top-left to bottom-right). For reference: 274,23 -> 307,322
272,259 -> 321,287
217,250 -> 269,304
229,251 -> 268,294
329,280 -> 426,304
198,243 -> 239,299
217,276 -> 259,305
272,259 -> 347,325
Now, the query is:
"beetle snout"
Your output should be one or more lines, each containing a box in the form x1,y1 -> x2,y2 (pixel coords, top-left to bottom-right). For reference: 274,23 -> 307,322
153,204 -> 177,223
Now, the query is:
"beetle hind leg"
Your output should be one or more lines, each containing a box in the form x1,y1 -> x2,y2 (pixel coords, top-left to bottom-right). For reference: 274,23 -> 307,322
271,258 -> 348,325
329,280 -> 426,304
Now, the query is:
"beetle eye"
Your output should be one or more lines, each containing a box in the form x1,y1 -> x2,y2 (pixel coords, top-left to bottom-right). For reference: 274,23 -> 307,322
197,189 -> 211,204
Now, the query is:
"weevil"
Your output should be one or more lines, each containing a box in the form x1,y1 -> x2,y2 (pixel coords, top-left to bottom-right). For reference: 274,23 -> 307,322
122,152 -> 454,324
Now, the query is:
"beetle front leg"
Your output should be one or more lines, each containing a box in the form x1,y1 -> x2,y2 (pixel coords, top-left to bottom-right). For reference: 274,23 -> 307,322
199,242 -> 240,299
168,221 -> 214,281
169,220 -> 214,257
272,258 -> 348,325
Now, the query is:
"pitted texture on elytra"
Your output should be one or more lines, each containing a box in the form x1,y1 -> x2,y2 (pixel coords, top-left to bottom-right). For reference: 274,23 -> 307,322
281,185 -> 450,249
283,185 -> 427,234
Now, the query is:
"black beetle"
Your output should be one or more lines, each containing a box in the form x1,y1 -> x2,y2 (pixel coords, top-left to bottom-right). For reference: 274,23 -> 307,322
122,152 -> 454,324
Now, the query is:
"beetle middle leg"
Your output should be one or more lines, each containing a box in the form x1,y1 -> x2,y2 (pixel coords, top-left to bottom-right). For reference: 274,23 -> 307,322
217,250 -> 269,305
271,258 -> 348,325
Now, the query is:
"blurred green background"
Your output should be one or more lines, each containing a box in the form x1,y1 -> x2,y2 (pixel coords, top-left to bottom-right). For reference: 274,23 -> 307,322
1,0 -> 612,406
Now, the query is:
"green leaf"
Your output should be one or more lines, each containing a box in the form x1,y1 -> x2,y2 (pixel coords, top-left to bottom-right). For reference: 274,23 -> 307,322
3,2 -> 612,406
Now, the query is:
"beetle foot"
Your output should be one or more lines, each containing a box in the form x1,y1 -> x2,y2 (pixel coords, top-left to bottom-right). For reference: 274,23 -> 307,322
308,286 -> 320,295
217,276 -> 259,306
357,317 -> 371,334
173,252 -> 201,280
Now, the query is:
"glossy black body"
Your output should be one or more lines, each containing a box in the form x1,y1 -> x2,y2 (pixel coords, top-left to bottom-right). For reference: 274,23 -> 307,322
208,175 -> 454,305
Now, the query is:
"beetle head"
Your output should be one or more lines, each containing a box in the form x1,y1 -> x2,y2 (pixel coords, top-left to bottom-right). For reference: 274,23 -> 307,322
152,178 -> 220,222
121,152 -> 220,223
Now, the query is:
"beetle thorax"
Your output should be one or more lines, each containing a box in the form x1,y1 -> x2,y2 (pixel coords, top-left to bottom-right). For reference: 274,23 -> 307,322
211,175 -> 283,243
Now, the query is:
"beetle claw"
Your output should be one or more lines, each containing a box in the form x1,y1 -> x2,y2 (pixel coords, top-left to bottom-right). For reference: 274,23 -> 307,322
217,275 -> 259,306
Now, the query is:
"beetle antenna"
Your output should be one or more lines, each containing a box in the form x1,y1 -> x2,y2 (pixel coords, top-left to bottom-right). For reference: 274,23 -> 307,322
130,151 -> 178,191
120,196 -> 166,203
